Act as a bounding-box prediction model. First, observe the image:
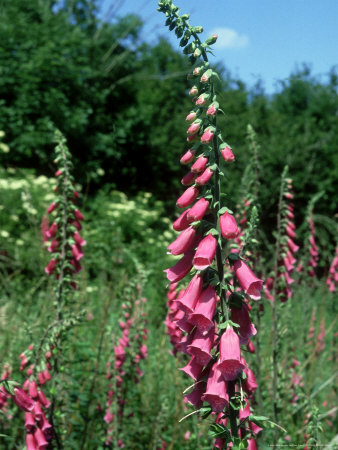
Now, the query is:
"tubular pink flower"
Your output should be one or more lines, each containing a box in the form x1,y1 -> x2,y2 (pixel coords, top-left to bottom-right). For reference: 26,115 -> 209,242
173,209 -> 192,231
164,251 -> 194,283
34,427 -> 48,448
233,260 -> 263,300
220,145 -> 235,162
24,412 -> 35,432
187,198 -> 209,221
181,171 -> 196,186
168,226 -> 197,256
71,244 -> 83,261
186,133 -> 198,143
28,380 -> 38,399
46,222 -> 58,239
47,238 -> 59,253
12,387 -> 34,412
193,234 -> 217,270
176,273 -> 203,313
195,167 -> 213,186
38,390 -> 51,409
180,149 -> 196,165
184,381 -> 206,408
26,433 -> 37,450
220,212 -> 239,239
47,202 -> 57,214
45,258 -> 57,275
176,186 -> 199,208
74,209 -> 84,221
202,364 -> 229,412
231,304 -> 257,345
200,128 -> 214,144
188,285 -> 217,333
191,156 -> 208,173
187,326 -> 215,365
247,439 -> 258,450
180,356 -> 204,381
73,231 -> 86,247
246,340 -> 255,353
286,225 -> 296,239
287,238 -> 299,253
242,366 -> 258,396
217,327 -> 245,381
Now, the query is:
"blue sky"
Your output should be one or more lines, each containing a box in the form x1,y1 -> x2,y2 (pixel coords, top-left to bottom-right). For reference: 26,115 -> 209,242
99,0 -> 338,93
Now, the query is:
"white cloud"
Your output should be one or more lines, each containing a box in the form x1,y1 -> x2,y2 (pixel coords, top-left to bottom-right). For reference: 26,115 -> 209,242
210,27 -> 249,49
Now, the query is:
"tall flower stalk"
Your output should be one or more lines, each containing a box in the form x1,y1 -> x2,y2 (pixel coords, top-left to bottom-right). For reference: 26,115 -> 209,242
14,130 -> 86,449
159,2 -> 264,447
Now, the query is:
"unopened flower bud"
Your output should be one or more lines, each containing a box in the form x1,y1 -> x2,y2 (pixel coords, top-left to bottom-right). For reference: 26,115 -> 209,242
206,101 -> 219,116
220,143 -> 235,162
201,127 -> 215,144
193,47 -> 202,58
180,149 -> 195,165
200,69 -> 213,83
195,93 -> 210,106
187,120 -> 202,135
205,34 -> 218,45
189,86 -> 198,96
186,111 -> 197,122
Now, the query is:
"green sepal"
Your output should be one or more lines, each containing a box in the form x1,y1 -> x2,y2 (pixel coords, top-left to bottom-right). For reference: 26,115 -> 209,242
218,206 -> 234,216
207,228 -> 219,236
208,163 -> 217,172
200,405 -> 212,419
228,292 -> 244,309
169,20 -> 177,31
232,437 -> 248,449
192,26 -> 203,33
208,423 -> 231,440
183,41 -> 196,54
227,252 -> 240,262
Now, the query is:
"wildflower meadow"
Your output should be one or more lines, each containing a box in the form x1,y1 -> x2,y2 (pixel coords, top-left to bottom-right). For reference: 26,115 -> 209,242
0,1 -> 337,449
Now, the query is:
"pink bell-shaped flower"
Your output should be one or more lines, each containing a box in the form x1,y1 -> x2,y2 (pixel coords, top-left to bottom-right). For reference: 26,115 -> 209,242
177,186 -> 199,208
195,167 -> 213,186
180,149 -> 196,165
187,326 -> 215,365
202,364 -> 229,412
180,356 -> 204,381
187,198 -> 209,221
168,226 -> 197,256
217,327 -> 245,381
193,234 -> 217,270
173,209 -> 192,231
220,212 -> 239,239
176,274 -> 203,314
164,251 -> 194,283
188,285 -> 217,333
230,304 -> 257,345
191,156 -> 208,173
233,260 -> 263,300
